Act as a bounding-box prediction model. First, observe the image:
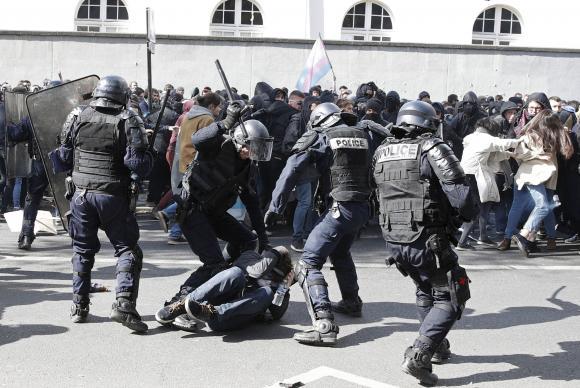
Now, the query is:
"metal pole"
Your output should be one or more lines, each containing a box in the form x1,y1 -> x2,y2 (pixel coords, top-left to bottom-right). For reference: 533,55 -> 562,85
146,8 -> 152,114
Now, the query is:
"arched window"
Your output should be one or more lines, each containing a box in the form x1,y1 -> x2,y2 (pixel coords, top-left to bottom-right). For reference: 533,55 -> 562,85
75,0 -> 129,33
472,6 -> 522,46
210,0 -> 263,37
341,1 -> 392,42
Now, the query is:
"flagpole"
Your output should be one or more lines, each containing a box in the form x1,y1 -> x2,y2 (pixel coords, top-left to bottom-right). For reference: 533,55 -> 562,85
146,7 -> 152,113
319,33 -> 337,93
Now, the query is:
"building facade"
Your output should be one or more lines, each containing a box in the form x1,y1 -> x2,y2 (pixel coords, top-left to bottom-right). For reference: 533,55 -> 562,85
1,0 -> 579,49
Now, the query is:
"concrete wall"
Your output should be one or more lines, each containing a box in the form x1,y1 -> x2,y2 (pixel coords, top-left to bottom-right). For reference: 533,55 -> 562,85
1,31 -> 580,101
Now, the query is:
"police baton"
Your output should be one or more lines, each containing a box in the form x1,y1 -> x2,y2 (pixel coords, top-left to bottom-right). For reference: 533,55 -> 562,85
215,59 -> 248,138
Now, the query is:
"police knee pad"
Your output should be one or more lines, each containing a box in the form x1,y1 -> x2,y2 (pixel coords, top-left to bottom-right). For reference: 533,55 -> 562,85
72,253 -> 95,275
294,260 -> 323,286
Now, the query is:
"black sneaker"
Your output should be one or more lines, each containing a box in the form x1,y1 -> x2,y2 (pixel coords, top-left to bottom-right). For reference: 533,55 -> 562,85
456,242 -> 476,251
158,210 -> 169,233
293,319 -> 339,347
401,346 -> 438,386
331,296 -> 363,317
168,236 -> 188,245
110,298 -> 148,333
512,234 -> 530,258
18,235 -> 33,250
291,239 -> 304,253
155,298 -> 187,325
185,300 -> 216,323
431,338 -> 451,364
70,302 -> 90,323
565,234 -> 578,244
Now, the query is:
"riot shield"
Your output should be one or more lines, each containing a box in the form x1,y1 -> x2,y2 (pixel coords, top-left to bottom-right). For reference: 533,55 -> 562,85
26,75 -> 100,230
4,91 -> 33,178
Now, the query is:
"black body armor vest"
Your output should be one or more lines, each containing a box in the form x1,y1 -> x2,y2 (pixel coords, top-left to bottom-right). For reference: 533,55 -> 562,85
373,136 -> 450,243
184,137 -> 249,215
72,107 -> 128,195
325,126 -> 372,202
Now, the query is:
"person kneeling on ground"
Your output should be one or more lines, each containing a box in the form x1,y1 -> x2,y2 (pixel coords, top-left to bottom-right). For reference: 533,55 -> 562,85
155,246 -> 293,331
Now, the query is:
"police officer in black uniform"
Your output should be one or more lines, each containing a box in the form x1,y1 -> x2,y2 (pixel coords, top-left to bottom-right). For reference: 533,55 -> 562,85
51,76 -> 153,332
5,84 -> 55,250
157,105 -> 274,319
372,101 -> 476,385
265,102 -> 374,346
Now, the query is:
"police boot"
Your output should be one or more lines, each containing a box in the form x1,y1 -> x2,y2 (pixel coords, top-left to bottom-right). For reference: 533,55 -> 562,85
293,318 -> 339,347
17,235 -> 34,250
110,298 -> 148,333
70,294 -> 90,323
331,296 -> 363,317
401,346 -> 438,386
431,338 -> 451,364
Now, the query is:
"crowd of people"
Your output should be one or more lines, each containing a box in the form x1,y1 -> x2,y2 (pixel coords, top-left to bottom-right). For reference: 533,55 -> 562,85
1,75 -> 579,386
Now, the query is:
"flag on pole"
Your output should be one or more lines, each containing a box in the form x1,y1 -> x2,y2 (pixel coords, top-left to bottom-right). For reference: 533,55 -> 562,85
296,36 -> 333,93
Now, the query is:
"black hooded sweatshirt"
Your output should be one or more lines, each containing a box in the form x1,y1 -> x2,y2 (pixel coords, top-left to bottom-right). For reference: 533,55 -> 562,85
448,91 -> 487,139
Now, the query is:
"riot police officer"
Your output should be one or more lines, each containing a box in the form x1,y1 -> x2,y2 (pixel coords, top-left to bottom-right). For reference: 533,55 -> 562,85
264,102 -> 374,346
4,85 -> 50,250
50,76 -> 152,333
372,101 -> 476,385
157,107 -> 274,320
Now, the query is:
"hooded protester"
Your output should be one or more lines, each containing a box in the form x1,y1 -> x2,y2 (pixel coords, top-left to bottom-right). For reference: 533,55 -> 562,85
382,90 -> 400,124
493,101 -> 519,138
254,82 -> 274,109
448,91 -> 487,140
362,97 -> 387,126
257,87 -> 298,211
513,92 -> 551,137
309,85 -> 322,97
354,81 -> 378,120
432,102 -> 463,156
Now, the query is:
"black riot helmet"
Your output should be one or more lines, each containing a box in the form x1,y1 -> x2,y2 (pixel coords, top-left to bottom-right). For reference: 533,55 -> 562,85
232,119 -> 274,161
45,80 -> 62,89
92,75 -> 130,108
396,100 -> 439,132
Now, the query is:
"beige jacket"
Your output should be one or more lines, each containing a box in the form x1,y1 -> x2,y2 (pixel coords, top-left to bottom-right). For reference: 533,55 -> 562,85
514,133 -> 558,190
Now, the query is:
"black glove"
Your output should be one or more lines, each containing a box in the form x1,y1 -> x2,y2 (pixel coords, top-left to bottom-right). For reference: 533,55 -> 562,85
220,100 -> 243,130
264,210 -> 277,229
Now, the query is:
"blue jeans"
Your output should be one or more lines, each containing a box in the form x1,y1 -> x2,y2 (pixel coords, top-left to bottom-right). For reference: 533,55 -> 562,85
504,187 -> 533,239
13,177 -> 23,208
292,182 -> 315,241
188,266 -> 274,331
162,202 -> 182,239
524,184 -> 556,234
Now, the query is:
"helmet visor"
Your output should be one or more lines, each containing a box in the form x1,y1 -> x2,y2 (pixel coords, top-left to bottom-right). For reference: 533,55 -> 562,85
247,137 -> 273,161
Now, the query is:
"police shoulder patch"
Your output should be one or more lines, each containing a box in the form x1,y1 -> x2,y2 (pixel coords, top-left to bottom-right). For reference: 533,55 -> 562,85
375,143 -> 420,163
292,130 -> 319,153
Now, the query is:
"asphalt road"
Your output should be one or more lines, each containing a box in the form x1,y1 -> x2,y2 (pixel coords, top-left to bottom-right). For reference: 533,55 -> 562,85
1,215 -> 580,388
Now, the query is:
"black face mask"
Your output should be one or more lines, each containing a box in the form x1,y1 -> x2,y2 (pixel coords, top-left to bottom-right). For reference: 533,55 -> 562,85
463,103 -> 476,115
363,113 -> 380,123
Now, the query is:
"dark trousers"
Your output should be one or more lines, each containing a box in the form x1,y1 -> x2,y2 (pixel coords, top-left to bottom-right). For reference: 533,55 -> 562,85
385,233 -> 462,351
178,207 -> 256,291
146,152 -> 171,204
302,201 -> 370,313
68,190 -> 141,298
188,266 -> 273,331
20,160 -> 49,238
258,157 -> 286,211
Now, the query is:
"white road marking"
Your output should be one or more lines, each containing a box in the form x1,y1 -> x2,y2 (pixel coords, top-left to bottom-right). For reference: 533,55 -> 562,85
2,255 -> 580,271
265,366 -> 398,388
